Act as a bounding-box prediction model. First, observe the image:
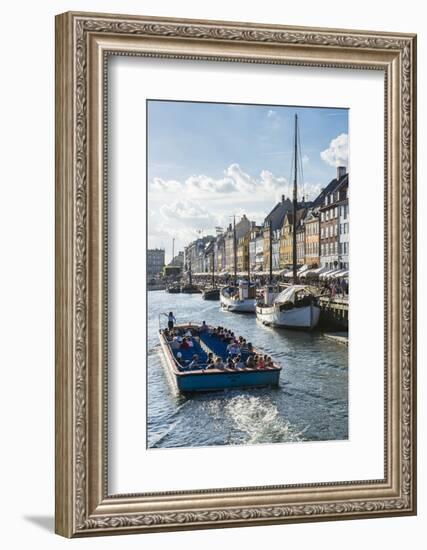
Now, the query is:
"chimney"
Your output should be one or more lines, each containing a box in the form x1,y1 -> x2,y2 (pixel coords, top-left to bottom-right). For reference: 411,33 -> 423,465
337,166 -> 346,179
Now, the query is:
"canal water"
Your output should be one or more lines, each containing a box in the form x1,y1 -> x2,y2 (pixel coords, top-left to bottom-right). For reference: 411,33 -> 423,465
147,291 -> 348,449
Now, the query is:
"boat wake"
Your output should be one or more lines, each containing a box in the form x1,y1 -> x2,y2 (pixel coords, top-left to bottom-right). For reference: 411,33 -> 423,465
224,395 -> 308,445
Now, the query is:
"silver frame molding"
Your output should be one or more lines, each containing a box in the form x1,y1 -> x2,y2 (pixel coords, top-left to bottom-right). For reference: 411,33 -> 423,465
55,11 -> 417,537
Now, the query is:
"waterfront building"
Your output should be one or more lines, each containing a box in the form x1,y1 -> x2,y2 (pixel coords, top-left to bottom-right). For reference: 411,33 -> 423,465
279,208 -> 307,268
203,240 -> 215,273
296,210 -> 307,265
319,166 -> 348,270
337,178 -> 349,270
263,195 -> 293,271
184,236 -> 215,274
169,250 -> 184,268
237,230 -> 250,273
272,228 -> 281,270
304,209 -> 320,268
255,231 -> 264,272
224,215 -> 252,272
248,224 -> 263,272
147,248 -> 165,278
214,233 -> 226,273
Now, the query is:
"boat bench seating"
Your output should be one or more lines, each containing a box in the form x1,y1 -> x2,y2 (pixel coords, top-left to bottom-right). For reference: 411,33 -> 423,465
199,333 -> 255,362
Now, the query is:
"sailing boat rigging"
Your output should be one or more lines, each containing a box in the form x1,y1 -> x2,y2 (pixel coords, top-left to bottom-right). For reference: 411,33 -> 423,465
256,114 -> 321,329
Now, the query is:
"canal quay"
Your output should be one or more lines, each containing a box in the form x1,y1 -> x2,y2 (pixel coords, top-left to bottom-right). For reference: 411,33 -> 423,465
147,289 -> 348,449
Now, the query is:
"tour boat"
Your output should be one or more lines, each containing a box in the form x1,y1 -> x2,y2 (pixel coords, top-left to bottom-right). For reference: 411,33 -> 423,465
220,281 -> 256,313
256,285 -> 320,330
158,323 -> 281,393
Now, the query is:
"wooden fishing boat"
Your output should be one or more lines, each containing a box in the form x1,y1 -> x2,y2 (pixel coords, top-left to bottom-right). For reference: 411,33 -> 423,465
158,323 -> 281,393
220,281 -> 256,312
256,285 -> 320,330
181,284 -> 201,294
202,287 -> 220,300
166,283 -> 181,293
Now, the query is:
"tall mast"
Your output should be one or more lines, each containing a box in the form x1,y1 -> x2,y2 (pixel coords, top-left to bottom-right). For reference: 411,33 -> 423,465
212,244 -> 215,287
172,238 -> 175,263
269,219 -> 273,284
292,114 -> 298,283
247,234 -> 250,284
233,216 -> 237,287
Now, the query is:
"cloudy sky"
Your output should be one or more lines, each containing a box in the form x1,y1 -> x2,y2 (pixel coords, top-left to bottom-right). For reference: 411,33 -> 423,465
148,100 -> 348,262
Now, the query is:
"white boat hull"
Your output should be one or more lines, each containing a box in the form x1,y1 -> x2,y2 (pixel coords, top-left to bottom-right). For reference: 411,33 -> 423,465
256,303 -> 320,329
220,294 -> 256,313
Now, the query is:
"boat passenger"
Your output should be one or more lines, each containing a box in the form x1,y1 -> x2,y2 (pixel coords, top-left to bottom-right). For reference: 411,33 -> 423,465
235,355 -> 245,369
200,321 -> 208,333
247,342 -> 254,353
170,338 -> 180,350
227,341 -> 240,357
184,329 -> 193,337
206,352 -> 214,366
214,357 -> 225,370
163,311 -> 176,330
246,356 -> 255,369
227,358 -> 235,370
180,337 -> 190,350
266,357 -> 274,368
189,354 -> 200,370
258,356 -> 266,369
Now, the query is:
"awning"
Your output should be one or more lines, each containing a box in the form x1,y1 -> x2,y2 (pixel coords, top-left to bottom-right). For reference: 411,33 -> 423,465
319,269 -> 339,279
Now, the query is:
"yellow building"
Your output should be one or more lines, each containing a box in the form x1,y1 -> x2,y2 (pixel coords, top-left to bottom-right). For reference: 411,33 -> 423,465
280,213 -> 293,268
304,209 -> 320,267
237,231 -> 250,273
279,209 -> 307,268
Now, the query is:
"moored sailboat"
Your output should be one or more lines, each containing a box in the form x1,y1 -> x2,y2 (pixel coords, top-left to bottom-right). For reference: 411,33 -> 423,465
256,113 -> 320,330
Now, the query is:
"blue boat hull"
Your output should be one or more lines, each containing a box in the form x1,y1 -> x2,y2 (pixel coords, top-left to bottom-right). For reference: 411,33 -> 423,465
176,369 -> 280,392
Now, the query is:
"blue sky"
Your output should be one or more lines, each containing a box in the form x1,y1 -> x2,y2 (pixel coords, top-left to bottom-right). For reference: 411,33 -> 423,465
148,100 -> 348,261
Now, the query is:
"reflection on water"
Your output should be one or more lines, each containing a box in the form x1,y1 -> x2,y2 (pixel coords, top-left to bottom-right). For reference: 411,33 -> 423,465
147,291 -> 348,449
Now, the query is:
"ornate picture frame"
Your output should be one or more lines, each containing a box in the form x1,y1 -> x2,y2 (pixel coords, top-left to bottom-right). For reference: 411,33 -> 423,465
55,11 -> 417,537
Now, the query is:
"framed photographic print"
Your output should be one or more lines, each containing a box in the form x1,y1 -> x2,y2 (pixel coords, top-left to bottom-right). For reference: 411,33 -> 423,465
55,11 -> 417,537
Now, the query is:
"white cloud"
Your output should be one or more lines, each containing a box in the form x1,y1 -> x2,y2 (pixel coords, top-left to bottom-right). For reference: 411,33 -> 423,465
320,133 -> 349,167
150,163 -> 289,198
160,199 -> 213,222
302,154 -> 309,164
